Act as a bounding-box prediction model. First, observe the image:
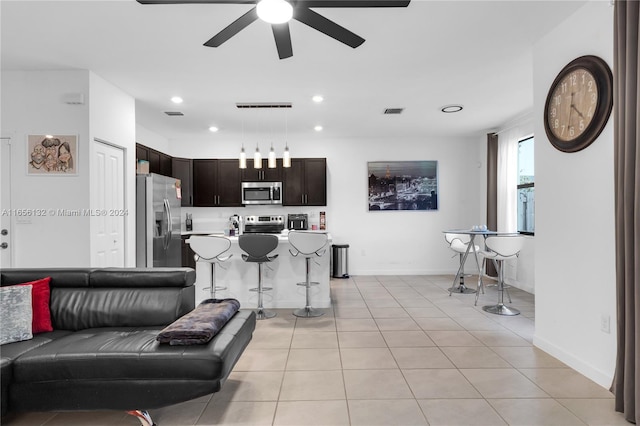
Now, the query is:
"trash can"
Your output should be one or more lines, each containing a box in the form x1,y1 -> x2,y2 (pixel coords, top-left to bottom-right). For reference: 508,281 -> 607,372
332,244 -> 350,278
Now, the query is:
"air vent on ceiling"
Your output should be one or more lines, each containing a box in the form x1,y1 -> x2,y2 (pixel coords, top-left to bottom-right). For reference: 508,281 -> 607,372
164,111 -> 184,116
236,102 -> 292,109
384,108 -> 404,115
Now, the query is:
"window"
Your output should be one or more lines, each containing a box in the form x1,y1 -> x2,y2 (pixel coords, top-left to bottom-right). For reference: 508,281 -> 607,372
517,136 -> 534,235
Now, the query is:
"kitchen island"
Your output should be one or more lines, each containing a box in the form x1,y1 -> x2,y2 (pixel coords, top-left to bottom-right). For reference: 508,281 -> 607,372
184,232 -> 332,309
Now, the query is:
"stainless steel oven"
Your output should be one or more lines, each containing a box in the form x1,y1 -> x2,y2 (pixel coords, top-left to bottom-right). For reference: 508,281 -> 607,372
241,181 -> 282,205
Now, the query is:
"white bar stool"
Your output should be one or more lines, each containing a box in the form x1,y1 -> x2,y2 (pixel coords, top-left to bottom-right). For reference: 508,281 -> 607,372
288,231 -> 328,318
444,233 -> 481,294
187,235 -> 232,299
239,234 -> 279,320
476,235 -> 524,316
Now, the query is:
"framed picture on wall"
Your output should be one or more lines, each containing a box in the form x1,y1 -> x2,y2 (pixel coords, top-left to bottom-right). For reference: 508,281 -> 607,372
368,161 -> 438,211
27,134 -> 77,175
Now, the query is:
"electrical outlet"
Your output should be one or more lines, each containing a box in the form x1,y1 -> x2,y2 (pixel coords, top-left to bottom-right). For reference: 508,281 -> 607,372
600,314 -> 610,334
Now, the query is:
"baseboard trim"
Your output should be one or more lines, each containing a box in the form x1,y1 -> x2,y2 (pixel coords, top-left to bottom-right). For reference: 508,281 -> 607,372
533,334 -> 614,389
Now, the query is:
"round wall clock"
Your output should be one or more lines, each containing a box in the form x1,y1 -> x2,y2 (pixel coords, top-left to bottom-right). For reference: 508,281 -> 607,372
544,55 -> 613,153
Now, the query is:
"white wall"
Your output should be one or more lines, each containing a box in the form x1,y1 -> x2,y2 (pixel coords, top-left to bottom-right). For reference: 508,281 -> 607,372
1,70 -> 91,267
1,70 -> 137,268
136,124 -> 169,154
89,72 -> 137,266
171,134 -> 484,275
532,1 -> 616,387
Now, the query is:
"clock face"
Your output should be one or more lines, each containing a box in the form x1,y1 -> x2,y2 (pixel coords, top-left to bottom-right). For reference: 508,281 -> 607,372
547,67 -> 598,142
544,55 -> 613,153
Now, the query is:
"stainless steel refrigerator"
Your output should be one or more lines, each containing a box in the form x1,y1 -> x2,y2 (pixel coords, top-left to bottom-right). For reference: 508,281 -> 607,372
136,173 -> 182,267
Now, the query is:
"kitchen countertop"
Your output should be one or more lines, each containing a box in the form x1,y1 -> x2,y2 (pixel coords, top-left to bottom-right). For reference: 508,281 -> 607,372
181,230 -> 331,241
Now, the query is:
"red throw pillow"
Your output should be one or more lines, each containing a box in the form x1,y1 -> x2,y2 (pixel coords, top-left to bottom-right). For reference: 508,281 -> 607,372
16,277 -> 53,333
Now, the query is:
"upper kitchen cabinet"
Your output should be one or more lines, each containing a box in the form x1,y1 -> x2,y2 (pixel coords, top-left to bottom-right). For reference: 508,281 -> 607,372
136,143 -> 171,176
193,159 -> 242,207
241,159 -> 282,182
171,157 -> 193,207
136,143 -> 149,162
283,158 -> 327,206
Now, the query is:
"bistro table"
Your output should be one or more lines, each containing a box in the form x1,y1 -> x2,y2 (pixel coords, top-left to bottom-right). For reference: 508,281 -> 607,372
443,229 -> 514,296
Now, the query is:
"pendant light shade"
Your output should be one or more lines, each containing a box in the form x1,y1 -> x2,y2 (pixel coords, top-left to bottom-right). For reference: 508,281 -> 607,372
268,144 -> 277,168
283,143 -> 291,168
239,145 -> 247,169
254,144 -> 262,169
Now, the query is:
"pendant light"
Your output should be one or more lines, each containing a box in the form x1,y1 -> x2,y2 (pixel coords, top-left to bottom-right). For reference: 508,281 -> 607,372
282,108 -> 291,168
239,144 -> 247,169
254,143 -> 262,169
268,143 -> 277,168
283,143 -> 291,168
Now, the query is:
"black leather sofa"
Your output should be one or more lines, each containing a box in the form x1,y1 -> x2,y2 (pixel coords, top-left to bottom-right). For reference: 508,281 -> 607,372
0,267 -> 256,424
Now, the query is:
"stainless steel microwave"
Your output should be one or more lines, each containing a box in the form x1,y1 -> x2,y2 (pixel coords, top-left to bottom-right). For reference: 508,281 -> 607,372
241,181 -> 283,205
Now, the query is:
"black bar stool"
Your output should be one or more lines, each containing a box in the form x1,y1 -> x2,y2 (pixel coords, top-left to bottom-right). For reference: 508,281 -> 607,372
239,234 -> 279,320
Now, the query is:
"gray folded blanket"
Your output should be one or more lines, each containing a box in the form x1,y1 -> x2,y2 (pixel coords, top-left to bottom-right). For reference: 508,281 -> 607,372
157,298 -> 240,346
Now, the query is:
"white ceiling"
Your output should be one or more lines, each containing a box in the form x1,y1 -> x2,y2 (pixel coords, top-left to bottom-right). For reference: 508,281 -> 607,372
1,0 -> 587,143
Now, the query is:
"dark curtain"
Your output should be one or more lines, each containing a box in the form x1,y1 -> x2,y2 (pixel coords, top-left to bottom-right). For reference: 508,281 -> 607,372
612,0 -> 640,423
486,133 -> 498,277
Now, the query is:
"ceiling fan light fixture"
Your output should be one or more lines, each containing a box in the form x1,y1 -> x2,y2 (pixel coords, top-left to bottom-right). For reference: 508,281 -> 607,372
256,0 -> 293,24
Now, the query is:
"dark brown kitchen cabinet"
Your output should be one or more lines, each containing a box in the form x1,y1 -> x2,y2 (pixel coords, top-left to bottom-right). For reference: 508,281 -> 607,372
193,159 -> 242,207
172,157 -> 193,207
136,144 -> 149,162
241,159 -> 282,182
136,144 -> 171,176
159,152 -> 172,176
147,149 -> 160,173
283,158 -> 326,206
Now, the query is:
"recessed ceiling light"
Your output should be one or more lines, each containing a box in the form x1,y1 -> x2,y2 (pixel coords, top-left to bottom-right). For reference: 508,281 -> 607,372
312,95 -> 324,103
314,125 -> 323,132
171,96 -> 183,104
441,105 -> 463,113
209,126 -> 219,132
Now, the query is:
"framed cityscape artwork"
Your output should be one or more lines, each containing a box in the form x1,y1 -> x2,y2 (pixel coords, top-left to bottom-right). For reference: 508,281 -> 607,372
368,161 -> 438,211
27,134 -> 77,175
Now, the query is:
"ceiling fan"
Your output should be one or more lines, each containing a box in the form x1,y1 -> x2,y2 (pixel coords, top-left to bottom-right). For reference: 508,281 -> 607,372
136,0 -> 411,59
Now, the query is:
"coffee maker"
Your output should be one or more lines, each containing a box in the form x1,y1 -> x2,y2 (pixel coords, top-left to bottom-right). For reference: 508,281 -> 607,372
287,214 -> 308,230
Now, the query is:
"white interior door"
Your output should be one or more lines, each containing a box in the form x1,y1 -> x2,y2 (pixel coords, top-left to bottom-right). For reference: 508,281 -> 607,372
91,139 -> 125,267
0,138 -> 12,267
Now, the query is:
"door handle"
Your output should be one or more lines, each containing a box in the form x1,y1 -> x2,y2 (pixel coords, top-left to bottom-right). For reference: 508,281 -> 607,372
163,198 -> 171,250
1,242 -> 8,249
1,229 -> 7,236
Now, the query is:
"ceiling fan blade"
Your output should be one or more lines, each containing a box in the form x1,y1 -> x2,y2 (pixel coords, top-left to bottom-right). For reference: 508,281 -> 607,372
272,23 -> 293,59
295,0 -> 410,7
203,7 -> 259,47
137,1 -> 256,4
294,7 -> 364,48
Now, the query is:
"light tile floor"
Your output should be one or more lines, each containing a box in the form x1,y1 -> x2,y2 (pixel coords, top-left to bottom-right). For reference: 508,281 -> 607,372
3,275 -> 628,426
